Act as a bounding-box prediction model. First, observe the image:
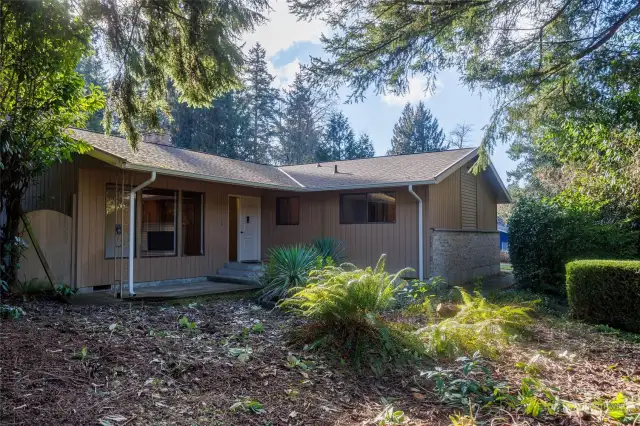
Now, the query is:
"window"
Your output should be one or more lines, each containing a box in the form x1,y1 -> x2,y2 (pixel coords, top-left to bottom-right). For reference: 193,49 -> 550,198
105,184 -> 133,258
140,188 -> 177,257
340,192 -> 396,224
182,191 -> 204,255
276,196 -> 300,225
367,192 -> 396,223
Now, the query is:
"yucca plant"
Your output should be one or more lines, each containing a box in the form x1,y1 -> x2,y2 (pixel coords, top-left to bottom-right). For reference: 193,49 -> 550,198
281,255 -> 426,374
312,237 -> 346,265
422,288 -> 534,358
258,245 -> 319,303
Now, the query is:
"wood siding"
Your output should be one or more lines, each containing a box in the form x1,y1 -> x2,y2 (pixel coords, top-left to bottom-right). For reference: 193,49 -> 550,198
76,164 -> 262,287
261,187 -> 424,275
477,172 -> 498,230
68,155 -> 499,287
22,159 -> 78,216
460,165 -> 478,229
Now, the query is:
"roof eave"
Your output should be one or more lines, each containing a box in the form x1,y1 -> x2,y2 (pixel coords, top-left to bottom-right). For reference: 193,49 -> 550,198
122,163 -> 300,191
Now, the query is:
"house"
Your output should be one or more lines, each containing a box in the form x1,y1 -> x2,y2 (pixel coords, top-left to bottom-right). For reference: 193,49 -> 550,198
498,222 -> 509,251
16,129 -> 510,295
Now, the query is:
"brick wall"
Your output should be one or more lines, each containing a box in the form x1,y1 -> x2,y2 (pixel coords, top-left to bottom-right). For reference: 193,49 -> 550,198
430,229 -> 500,285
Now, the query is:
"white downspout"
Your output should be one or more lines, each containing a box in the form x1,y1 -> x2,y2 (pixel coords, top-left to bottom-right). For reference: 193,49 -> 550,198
408,185 -> 424,281
127,171 -> 156,297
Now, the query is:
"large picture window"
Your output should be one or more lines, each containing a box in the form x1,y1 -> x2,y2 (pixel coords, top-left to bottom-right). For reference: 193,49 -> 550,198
276,196 -> 300,225
140,189 -> 177,257
182,191 -> 204,255
105,184 -> 133,258
340,192 -> 396,224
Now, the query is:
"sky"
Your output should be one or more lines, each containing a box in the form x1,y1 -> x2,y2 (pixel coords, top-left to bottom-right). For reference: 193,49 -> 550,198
243,0 -> 517,183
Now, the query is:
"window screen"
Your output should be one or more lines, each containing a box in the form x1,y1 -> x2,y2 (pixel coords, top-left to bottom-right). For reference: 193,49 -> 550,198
182,191 -> 204,255
276,196 -> 300,225
140,188 -> 176,257
340,192 -> 396,224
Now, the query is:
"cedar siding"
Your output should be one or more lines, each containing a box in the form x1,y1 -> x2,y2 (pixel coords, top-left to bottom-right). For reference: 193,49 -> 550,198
21,151 -> 501,288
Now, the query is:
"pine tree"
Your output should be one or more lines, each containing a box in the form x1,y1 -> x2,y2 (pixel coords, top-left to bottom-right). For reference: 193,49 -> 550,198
76,55 -> 108,132
243,43 -> 279,163
347,133 -> 375,159
275,73 -> 327,165
388,102 -> 446,155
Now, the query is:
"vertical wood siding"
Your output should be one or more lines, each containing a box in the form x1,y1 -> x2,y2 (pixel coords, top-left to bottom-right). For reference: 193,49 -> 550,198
460,165 -> 478,229
76,165 -> 263,287
261,187 -> 422,275
22,159 -> 78,216
429,168 -> 462,229
73,156 -> 499,287
477,172 -> 498,230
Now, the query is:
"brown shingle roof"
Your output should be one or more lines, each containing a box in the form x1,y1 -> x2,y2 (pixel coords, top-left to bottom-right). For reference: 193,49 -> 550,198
70,129 -> 298,189
279,149 -> 476,189
70,130 -> 501,197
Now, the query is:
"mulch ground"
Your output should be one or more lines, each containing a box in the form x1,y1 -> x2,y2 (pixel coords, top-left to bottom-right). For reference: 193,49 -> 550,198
1,294 -> 639,425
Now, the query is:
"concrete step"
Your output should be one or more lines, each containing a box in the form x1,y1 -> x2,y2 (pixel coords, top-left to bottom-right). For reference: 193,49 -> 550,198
216,267 -> 263,279
224,262 -> 265,272
207,274 -> 259,286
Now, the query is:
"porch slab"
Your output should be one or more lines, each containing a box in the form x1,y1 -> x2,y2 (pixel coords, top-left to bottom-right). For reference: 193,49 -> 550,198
70,280 -> 261,305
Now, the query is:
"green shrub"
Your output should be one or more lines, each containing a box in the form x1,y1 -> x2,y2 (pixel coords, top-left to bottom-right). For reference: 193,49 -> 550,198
280,255 -> 425,374
421,288 -> 534,358
312,237 -> 346,265
259,245 -> 319,303
509,198 -> 638,295
566,260 -> 640,333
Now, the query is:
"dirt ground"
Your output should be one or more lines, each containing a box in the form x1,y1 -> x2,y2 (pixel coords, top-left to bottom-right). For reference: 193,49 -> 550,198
1,294 -> 639,425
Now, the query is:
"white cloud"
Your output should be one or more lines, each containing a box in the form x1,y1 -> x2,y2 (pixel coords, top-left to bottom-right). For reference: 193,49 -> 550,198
381,76 -> 443,106
269,59 -> 302,89
243,0 -> 327,57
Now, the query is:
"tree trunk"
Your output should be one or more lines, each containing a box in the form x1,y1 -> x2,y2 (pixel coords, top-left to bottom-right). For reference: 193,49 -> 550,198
1,187 -> 25,290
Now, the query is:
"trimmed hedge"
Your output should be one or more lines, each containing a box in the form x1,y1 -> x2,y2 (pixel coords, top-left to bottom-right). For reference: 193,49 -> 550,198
509,198 -> 639,295
566,260 -> 640,333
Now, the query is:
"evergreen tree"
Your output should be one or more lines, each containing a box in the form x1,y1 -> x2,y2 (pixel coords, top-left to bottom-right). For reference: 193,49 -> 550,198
274,73 -> 327,165
243,43 -> 279,163
388,103 -> 415,155
413,101 -> 446,152
170,91 -> 247,159
388,101 -> 446,155
75,0 -> 268,147
76,54 -> 108,132
290,0 -> 639,170
347,133 -> 375,159
319,111 -> 355,161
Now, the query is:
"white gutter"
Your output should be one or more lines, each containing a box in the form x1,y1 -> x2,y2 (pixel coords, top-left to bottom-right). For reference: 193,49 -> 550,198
407,185 -> 424,281
127,171 -> 156,297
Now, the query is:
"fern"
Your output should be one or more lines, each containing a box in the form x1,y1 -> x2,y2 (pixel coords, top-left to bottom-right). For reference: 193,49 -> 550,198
281,255 -> 425,374
422,288 -> 534,358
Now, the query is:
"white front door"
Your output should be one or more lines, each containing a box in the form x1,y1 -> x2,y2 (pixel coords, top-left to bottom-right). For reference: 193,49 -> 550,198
238,196 -> 261,262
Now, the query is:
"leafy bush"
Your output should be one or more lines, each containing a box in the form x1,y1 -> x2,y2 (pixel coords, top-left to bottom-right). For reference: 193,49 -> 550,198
312,237 -> 346,265
566,260 -> 640,333
421,288 -> 534,358
509,198 -> 638,295
281,255 -> 425,374
259,245 -> 319,302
